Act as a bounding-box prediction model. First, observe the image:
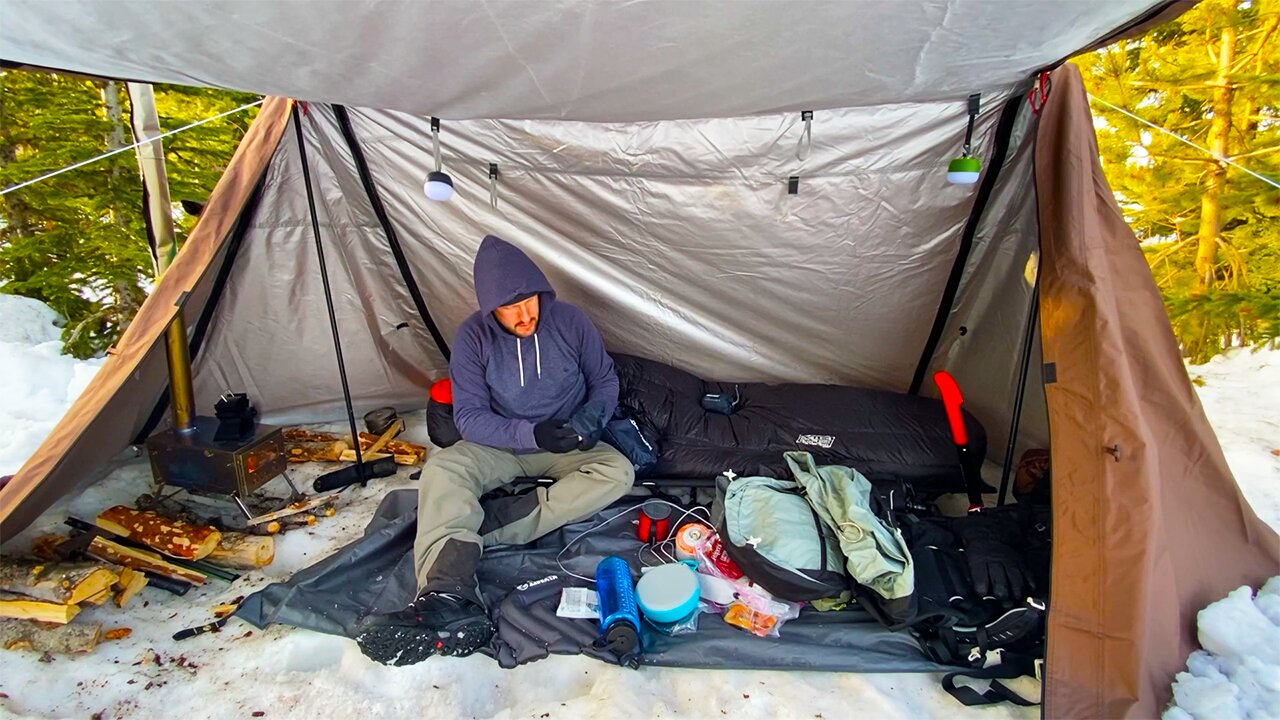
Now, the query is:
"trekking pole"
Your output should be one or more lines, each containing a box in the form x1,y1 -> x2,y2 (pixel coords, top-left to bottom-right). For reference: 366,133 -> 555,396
996,269 -> 1042,507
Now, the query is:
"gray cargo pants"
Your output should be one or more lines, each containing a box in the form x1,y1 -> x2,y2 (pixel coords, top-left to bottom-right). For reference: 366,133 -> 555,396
414,440 -> 634,603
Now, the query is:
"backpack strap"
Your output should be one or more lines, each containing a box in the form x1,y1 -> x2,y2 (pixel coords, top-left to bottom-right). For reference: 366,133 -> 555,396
941,649 -> 1042,707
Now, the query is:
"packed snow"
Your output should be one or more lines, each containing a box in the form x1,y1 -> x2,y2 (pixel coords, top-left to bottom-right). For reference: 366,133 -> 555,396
0,294 -> 105,477
1166,348 -> 1280,720
0,296 -> 1275,719
1165,579 -> 1280,720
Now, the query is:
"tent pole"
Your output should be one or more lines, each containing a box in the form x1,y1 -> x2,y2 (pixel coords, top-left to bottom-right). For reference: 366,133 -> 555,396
129,82 -> 194,432
290,102 -> 366,477
996,268 -> 1041,506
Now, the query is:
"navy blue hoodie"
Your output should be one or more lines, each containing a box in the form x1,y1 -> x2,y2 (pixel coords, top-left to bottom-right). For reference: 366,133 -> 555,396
449,235 -> 619,451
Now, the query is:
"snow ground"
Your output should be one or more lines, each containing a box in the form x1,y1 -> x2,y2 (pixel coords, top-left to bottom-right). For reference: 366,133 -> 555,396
0,295 -> 105,477
0,296 -> 1275,719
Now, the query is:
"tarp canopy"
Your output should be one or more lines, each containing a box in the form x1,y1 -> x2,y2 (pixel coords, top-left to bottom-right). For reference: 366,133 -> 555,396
1,2 -> 1277,718
2,0 -> 1168,121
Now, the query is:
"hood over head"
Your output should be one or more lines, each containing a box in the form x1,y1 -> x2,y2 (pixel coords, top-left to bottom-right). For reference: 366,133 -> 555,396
473,235 -> 555,314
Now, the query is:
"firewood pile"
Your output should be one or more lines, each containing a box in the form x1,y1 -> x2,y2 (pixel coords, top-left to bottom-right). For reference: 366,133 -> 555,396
1,421 -> 418,657
282,421 -> 428,467
0,506 -> 276,657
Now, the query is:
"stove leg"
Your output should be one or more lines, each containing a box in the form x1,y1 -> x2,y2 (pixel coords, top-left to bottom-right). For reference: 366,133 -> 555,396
232,493 -> 255,521
281,471 -> 303,500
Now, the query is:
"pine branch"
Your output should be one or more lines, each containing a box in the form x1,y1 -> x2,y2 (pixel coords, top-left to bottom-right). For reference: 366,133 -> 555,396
64,304 -> 117,351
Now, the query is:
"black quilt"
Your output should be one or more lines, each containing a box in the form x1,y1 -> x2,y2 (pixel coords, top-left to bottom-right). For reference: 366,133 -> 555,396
612,354 -> 986,494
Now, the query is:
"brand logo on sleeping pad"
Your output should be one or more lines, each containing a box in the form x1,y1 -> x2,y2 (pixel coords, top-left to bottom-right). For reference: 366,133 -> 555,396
796,434 -> 835,448
516,575 -> 558,592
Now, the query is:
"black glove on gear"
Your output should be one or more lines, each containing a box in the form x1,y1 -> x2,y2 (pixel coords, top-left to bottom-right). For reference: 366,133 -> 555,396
533,419 -> 579,453
569,401 -> 607,451
955,511 -> 1032,602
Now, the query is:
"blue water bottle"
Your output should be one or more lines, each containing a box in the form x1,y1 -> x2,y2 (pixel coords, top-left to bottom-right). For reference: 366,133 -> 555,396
594,556 -> 641,666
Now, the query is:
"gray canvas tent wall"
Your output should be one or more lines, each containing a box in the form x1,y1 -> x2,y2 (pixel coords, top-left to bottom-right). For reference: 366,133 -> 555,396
0,1 -> 1276,717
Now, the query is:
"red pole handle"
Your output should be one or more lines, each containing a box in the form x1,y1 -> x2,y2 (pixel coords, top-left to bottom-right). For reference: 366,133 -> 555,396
933,370 -> 968,447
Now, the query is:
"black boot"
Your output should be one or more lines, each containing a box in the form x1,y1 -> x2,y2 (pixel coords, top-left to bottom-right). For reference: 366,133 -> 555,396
355,592 -> 495,666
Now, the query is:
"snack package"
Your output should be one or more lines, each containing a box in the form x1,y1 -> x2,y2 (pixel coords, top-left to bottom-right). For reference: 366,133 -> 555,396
723,598 -> 801,638
693,533 -> 802,637
693,530 -> 745,581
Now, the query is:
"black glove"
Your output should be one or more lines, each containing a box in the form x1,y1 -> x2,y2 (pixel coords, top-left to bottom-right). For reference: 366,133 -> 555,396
955,511 -> 1031,602
569,402 -> 607,451
533,419 -> 578,453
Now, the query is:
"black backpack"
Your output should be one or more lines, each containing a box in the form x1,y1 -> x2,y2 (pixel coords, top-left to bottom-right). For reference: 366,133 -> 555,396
853,506 -> 1050,707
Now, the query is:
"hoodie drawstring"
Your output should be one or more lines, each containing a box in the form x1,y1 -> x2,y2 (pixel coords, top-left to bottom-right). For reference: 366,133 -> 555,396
534,334 -> 542,380
516,337 -> 525,387
515,334 -> 543,388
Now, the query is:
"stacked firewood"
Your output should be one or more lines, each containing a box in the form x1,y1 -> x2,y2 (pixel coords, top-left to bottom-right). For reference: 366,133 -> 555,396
283,425 -> 428,466
0,506 -> 275,656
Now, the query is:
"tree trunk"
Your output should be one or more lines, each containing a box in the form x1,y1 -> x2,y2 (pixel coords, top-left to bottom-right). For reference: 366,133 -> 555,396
1195,25 -> 1236,292
101,81 -> 128,180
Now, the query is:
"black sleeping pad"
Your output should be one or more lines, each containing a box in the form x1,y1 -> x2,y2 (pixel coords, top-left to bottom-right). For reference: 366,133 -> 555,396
611,354 -> 987,494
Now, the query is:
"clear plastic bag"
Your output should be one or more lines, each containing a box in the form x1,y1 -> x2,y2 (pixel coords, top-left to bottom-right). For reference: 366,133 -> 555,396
693,534 -> 803,637
644,600 -> 712,636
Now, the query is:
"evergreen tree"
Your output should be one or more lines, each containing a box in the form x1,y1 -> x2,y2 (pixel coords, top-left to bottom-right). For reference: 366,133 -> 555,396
1080,0 -> 1280,362
0,68 -> 256,358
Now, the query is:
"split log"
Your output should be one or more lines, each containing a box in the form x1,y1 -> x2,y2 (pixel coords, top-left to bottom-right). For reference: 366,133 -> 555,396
282,428 -> 343,443
206,532 -> 274,570
29,535 -> 68,562
113,568 -> 148,608
0,559 -> 119,605
357,432 -> 426,464
246,492 -> 341,527
0,618 -> 100,654
29,535 -> 204,586
0,592 -> 79,624
82,588 -> 112,605
96,506 -> 222,560
285,440 -> 348,463
81,537 -> 206,586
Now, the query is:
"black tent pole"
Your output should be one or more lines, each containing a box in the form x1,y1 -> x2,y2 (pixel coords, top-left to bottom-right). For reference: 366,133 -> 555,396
291,103 -> 366,481
997,270 -> 1041,506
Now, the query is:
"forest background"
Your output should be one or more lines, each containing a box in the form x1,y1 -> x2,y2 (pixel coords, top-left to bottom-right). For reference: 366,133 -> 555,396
1,0 -> 1277,364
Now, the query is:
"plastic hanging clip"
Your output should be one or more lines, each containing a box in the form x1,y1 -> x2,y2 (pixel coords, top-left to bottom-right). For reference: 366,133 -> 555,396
796,110 -> 814,160
430,117 -> 443,171
489,163 -> 500,208
962,93 -> 981,157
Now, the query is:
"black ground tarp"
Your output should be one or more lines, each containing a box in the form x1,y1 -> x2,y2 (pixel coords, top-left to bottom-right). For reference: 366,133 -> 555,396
236,489 -> 949,674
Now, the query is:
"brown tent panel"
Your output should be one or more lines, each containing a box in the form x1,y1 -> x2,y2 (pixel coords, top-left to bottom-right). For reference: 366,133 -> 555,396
1036,64 -> 1279,718
0,97 -> 292,538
